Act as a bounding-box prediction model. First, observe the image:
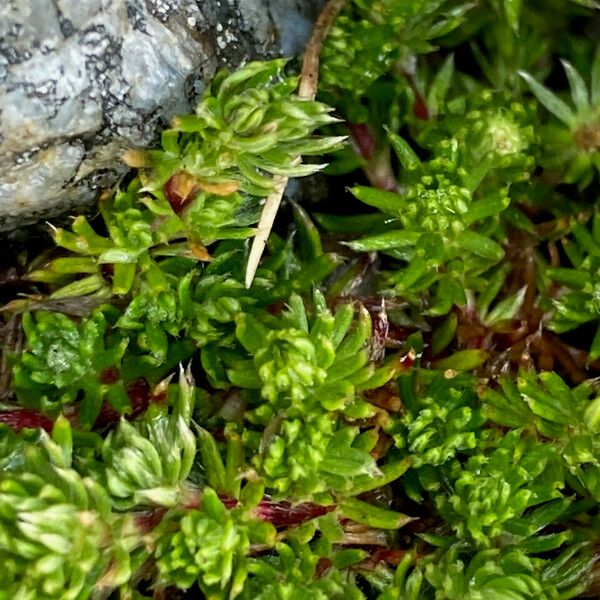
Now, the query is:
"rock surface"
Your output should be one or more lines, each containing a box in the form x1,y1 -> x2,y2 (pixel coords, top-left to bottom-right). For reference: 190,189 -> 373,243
0,0 -> 323,234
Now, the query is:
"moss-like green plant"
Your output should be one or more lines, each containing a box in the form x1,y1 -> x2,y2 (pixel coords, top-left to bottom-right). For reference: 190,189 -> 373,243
4,2 -> 600,599
12,310 -> 130,427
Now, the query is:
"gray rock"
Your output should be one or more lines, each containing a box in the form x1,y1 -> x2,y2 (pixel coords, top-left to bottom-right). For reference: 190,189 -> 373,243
0,0 -> 323,234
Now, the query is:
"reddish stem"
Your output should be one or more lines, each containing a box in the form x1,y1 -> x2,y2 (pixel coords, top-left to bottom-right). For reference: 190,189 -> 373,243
0,408 -> 53,432
184,490 -> 335,528
412,91 -> 429,120
253,498 -> 335,527
348,124 -> 398,191
349,123 -> 377,161
134,508 -> 168,534
0,378 -> 152,434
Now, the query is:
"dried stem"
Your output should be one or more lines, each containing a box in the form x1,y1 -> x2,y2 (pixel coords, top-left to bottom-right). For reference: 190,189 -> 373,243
244,0 -> 346,288
297,0 -> 347,101
0,315 -> 23,401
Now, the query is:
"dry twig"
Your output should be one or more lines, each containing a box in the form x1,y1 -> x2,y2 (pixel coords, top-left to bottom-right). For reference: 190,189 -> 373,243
244,0 -> 346,288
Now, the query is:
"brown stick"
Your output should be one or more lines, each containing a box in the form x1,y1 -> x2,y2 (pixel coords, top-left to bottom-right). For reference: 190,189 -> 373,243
244,0 -> 346,288
298,0 -> 346,101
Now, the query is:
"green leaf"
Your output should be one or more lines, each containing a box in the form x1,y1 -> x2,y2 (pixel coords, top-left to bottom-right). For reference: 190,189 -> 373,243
427,54 -> 455,116
98,249 -> 142,264
589,323 -> 600,363
483,385 -> 533,430
292,202 -> 323,262
483,286 -> 527,326
78,385 -> 103,428
433,349 -> 488,371
569,0 -> 600,9
519,71 -> 576,127
347,458 -> 412,495
240,481 -> 265,510
50,415 -> 73,467
235,314 -> 268,354
463,192 -> 510,225
196,427 -> 227,493
584,395 -> 600,430
331,303 -> 356,349
561,59 -> 590,113
332,549 -> 368,569
338,498 -> 416,529
350,186 -> 405,214
476,264 -> 511,321
545,267 -> 588,288
343,231 -> 420,252
49,275 -> 106,299
591,47 -> 600,107
517,374 -> 573,425
432,313 -> 458,355
504,0 -> 522,31
387,130 -> 422,170
454,231 -> 504,261
112,263 -> 137,295
502,206 -> 536,233
314,212 -> 395,233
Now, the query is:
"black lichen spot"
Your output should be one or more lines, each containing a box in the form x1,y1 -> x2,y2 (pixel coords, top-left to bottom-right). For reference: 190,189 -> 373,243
59,17 -> 75,38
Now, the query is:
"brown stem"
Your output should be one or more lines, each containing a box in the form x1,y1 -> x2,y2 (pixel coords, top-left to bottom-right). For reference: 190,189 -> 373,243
544,332 -> 589,383
298,0 -> 347,101
0,314 -> 23,400
245,0 -> 347,288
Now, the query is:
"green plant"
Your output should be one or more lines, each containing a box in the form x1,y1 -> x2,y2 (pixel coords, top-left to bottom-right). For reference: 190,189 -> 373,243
3,1 -> 600,598
11,309 -> 130,426
484,371 -> 600,501
28,60 -> 343,299
542,212 -> 600,361
520,50 -> 600,187
424,542 -> 593,599
155,486 -> 277,598
100,366 -> 196,509
388,371 -> 484,467
0,418 -> 131,600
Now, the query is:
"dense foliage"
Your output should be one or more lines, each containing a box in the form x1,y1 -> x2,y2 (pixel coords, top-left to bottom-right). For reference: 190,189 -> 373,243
2,1 -> 600,598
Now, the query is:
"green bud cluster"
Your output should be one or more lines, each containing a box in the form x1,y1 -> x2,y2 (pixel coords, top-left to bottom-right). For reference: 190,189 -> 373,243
257,413 -> 335,496
155,487 -> 276,598
104,180 -> 156,252
320,14 -> 397,99
437,431 -> 565,548
230,292 -> 382,414
390,374 -> 484,467
29,179 -> 182,298
404,174 -> 472,237
141,59 -> 345,197
448,91 -> 538,183
186,275 -> 254,347
543,212 -> 600,361
424,542 -> 593,600
242,539 -> 364,600
227,293 -> 387,499
520,53 -> 600,187
484,371 -> 600,501
0,420 -> 126,600
320,0 -> 471,102
102,366 -> 196,509
12,309 -> 130,427
255,327 -> 329,407
344,132 -> 509,312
